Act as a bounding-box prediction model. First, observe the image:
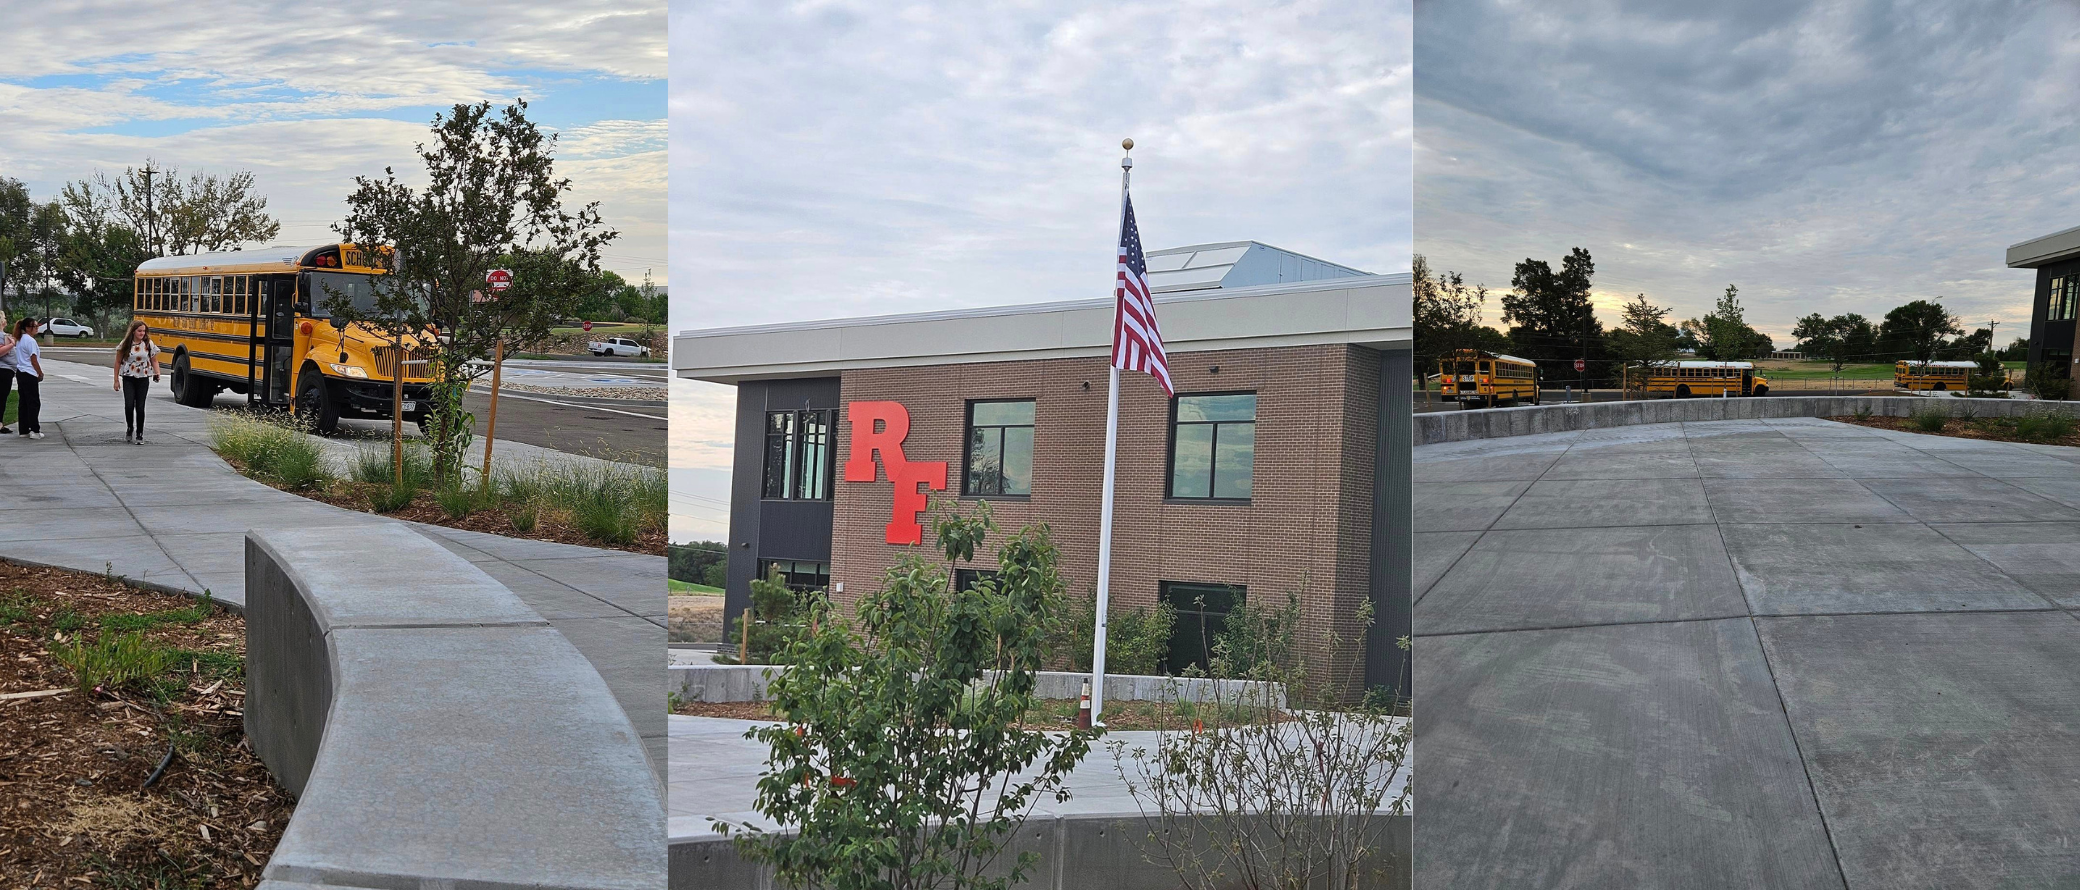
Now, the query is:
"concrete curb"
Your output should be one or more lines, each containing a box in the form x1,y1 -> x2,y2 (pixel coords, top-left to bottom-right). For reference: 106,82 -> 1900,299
671,663 -> 1286,707
1415,396 -> 2080,445
670,811 -> 1411,890
245,524 -> 664,890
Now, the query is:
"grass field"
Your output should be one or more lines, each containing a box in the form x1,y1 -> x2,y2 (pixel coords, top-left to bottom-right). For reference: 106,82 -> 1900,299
670,579 -> 724,595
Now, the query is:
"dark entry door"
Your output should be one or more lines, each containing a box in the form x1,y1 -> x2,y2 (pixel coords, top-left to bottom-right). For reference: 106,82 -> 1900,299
252,277 -> 297,407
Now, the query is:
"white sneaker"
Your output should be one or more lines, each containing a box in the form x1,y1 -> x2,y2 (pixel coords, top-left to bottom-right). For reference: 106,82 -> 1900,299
135,436 -> 146,445
28,431 -> 44,439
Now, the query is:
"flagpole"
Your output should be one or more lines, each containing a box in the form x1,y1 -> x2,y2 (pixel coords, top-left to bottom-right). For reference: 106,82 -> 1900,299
1091,138 -> 1133,727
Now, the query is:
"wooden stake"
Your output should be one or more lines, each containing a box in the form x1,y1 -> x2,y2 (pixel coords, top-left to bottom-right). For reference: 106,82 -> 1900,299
481,338 -> 503,489
740,607 -> 753,664
391,334 -> 405,487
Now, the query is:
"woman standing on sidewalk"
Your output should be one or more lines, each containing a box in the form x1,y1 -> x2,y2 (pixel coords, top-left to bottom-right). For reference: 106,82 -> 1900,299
0,313 -> 16,436
9,317 -> 43,440
113,321 -> 162,444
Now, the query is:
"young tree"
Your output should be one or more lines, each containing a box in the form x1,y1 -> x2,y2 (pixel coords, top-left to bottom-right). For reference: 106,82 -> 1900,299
67,160 -> 280,256
1607,293 -> 1681,389
329,100 -> 617,481
1879,299 -> 1963,368
1411,254 -> 1494,386
1501,248 -> 1601,384
727,502 -> 1094,890
1681,284 -> 1770,360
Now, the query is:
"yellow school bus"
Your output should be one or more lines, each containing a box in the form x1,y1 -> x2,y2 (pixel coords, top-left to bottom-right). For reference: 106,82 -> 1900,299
1634,361 -> 1770,398
1439,349 -> 1540,408
133,244 -> 434,433
1893,360 -> 1981,391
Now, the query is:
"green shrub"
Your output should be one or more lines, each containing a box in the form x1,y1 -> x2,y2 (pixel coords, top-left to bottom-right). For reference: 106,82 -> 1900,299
1049,590 -> 1175,676
1909,406 -> 1949,432
496,461 -> 665,543
52,632 -> 176,696
1852,404 -> 1875,421
510,503 -> 538,532
571,488 -> 637,543
2015,410 -> 2078,443
0,591 -> 33,625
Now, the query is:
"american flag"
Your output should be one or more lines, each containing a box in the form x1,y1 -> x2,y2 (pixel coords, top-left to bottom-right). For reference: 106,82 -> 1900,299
1111,195 -> 1174,396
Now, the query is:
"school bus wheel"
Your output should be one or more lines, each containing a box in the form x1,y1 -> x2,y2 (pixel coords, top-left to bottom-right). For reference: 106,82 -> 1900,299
171,352 -> 217,408
295,367 -> 342,434
1675,384 -> 1691,399
1753,385 -> 1768,397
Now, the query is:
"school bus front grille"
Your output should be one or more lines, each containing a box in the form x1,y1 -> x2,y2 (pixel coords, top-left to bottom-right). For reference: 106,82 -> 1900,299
374,346 -> 439,380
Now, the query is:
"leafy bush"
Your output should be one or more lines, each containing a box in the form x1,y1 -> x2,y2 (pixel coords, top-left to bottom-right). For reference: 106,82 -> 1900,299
1049,590 -> 1175,676
717,567 -> 823,665
1909,406 -> 1949,432
726,501 -> 1092,890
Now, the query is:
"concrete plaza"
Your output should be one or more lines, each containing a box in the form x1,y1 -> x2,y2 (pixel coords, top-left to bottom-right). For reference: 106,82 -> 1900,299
1414,417 -> 2080,888
0,359 -> 666,774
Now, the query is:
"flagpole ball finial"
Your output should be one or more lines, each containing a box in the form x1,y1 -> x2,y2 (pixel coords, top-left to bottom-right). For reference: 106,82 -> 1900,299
1121,137 -> 1134,151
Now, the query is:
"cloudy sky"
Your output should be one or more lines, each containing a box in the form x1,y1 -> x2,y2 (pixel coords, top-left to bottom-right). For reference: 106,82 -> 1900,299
1417,0 -> 2080,347
668,0 -> 1413,541
0,1 -> 666,283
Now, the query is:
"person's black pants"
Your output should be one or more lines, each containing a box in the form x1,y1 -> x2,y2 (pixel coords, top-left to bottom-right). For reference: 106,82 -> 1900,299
15,374 -> 38,435
0,368 -> 13,431
123,375 -> 150,437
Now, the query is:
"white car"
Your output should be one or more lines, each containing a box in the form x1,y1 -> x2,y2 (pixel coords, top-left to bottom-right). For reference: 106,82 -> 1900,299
589,337 -> 651,357
39,317 -> 96,339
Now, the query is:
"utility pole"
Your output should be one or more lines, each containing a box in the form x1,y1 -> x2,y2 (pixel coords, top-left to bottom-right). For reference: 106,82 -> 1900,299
141,163 -> 159,257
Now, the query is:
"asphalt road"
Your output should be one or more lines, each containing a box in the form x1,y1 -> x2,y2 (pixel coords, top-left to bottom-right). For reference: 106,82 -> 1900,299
45,346 -> 667,467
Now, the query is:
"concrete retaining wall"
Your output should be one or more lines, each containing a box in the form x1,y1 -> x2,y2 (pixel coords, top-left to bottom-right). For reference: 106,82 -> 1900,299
673,663 -> 1284,708
672,812 -> 1410,890
1415,396 -> 2080,445
245,524 -> 665,890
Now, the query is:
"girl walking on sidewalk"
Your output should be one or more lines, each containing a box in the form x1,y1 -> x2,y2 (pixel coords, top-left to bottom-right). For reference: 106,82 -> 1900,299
9,317 -> 43,440
113,321 -> 161,444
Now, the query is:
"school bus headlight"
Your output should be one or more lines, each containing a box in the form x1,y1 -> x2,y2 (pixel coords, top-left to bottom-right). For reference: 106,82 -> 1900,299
330,363 -> 369,379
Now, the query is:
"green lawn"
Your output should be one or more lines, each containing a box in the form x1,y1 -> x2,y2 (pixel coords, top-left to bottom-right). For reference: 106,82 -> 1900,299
670,579 -> 724,595
3,390 -> 13,425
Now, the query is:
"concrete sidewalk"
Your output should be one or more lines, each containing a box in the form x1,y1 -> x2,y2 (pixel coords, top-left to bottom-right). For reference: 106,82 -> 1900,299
2,359 -> 666,775
1414,417 -> 2080,889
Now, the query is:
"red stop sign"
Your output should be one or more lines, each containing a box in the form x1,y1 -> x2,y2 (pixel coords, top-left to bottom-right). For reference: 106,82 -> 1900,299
1574,358 -> 1587,372
486,269 -> 513,291
582,320 -> 593,332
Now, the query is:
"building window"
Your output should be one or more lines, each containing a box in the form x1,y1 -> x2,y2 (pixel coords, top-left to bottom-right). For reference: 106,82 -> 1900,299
953,567 -> 999,592
760,559 -> 830,592
2052,277 -> 2078,322
1163,581 -> 1245,674
762,409 -> 833,500
1168,393 -> 1256,500
963,399 -> 1035,497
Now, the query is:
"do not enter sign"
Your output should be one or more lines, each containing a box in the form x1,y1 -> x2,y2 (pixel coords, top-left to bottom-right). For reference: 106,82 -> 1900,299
486,269 -> 513,291
1574,358 -> 1587,372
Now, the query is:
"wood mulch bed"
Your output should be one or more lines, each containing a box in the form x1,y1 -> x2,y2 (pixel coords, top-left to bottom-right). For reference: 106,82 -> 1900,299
672,697 -> 1292,732
0,562 -> 290,888
1828,414 -> 2080,448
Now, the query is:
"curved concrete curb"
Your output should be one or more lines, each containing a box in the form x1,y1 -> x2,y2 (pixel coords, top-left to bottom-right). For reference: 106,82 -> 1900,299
245,524 -> 664,890
1416,395 -> 2080,445
671,812 -> 1411,889
672,663 -> 1284,707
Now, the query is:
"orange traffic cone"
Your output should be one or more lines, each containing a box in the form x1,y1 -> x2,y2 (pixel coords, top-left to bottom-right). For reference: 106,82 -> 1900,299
1075,679 -> 1093,729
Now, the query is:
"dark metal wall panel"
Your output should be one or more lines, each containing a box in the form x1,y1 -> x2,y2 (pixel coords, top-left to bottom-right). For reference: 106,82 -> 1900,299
1368,344 -> 1413,697
724,377 -> 840,626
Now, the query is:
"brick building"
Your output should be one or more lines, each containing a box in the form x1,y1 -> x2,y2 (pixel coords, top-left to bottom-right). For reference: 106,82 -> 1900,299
674,242 -> 1412,691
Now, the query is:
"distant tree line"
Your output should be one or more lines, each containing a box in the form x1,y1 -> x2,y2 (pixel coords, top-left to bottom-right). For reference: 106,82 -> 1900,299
1413,246 -> 2022,388
670,541 -> 728,588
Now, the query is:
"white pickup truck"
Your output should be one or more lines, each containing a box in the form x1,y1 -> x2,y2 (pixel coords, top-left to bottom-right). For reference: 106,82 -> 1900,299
588,336 -> 652,357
